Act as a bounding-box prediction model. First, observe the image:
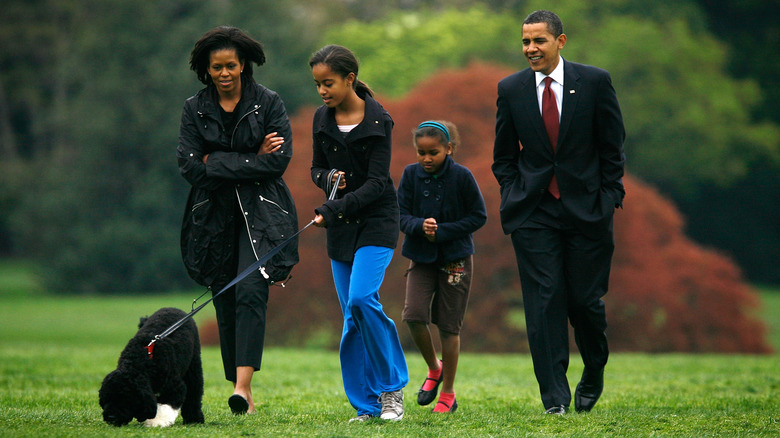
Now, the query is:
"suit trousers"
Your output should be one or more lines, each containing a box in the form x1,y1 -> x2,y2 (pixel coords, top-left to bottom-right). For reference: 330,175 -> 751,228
212,223 -> 270,382
331,246 -> 409,416
510,193 -> 612,409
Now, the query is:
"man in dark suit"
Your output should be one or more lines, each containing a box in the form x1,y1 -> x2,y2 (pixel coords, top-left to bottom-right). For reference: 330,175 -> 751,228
492,10 -> 625,415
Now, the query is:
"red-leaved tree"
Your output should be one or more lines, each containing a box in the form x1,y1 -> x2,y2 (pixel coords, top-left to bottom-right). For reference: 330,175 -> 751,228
201,63 -> 770,353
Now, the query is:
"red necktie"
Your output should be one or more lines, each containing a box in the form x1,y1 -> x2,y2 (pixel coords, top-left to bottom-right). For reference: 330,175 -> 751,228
542,76 -> 560,198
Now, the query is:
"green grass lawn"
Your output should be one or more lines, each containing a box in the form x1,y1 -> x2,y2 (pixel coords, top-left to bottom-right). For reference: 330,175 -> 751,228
0,261 -> 778,437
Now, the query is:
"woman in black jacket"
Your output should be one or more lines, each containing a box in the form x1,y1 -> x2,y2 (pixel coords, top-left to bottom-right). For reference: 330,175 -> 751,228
177,26 -> 298,415
309,45 -> 408,422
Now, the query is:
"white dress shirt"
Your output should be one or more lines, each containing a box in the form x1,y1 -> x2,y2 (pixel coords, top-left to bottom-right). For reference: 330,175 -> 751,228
535,56 -> 564,121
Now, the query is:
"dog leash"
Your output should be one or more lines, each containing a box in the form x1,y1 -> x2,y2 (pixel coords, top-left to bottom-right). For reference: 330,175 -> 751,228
146,174 -> 341,358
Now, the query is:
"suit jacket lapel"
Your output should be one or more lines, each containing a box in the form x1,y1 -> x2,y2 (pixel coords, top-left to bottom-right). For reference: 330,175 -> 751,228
516,70 -> 552,156
558,59 -> 580,153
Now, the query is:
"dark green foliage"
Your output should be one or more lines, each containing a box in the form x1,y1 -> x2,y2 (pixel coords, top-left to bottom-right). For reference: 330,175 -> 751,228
0,0 -> 322,291
0,0 -> 778,292
321,1 -> 780,284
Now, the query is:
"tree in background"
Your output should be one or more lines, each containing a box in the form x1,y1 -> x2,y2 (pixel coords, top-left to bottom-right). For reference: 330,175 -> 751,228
610,174 -> 769,353
1,0 -> 324,291
0,0 -> 772,352
238,63 -> 769,353
696,0 -> 780,125
321,0 -> 780,283
674,0 -> 780,284
2,0 -> 212,292
0,0 -> 777,292
323,6 -> 525,97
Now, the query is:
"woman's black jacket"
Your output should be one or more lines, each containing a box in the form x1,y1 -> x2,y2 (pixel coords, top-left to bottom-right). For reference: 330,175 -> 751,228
310,94 -> 399,262
177,80 -> 299,289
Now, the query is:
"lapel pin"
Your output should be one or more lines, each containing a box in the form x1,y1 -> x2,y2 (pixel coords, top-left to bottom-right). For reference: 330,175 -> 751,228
570,90 -> 575,94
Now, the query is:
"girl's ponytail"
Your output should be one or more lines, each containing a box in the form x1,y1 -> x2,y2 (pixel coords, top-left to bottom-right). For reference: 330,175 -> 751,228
354,79 -> 374,98
310,45 -> 372,97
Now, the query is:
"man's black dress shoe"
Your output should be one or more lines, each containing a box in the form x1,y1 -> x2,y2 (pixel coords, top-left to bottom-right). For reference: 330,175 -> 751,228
575,367 -> 604,412
544,405 -> 569,415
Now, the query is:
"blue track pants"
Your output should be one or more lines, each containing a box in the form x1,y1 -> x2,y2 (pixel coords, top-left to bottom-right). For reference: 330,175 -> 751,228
331,246 -> 409,416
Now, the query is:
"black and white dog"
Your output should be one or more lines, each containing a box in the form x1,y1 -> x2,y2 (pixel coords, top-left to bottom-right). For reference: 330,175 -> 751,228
99,307 -> 204,427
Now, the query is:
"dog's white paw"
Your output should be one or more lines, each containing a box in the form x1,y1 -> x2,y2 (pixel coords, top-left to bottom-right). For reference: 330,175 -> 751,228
143,403 -> 180,427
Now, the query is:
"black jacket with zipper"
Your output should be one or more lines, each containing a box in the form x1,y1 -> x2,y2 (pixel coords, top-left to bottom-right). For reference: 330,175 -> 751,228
310,93 -> 399,262
177,79 -> 299,289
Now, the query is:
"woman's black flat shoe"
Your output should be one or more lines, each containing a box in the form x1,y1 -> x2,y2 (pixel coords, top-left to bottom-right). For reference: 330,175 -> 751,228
229,394 -> 249,414
417,374 -> 443,406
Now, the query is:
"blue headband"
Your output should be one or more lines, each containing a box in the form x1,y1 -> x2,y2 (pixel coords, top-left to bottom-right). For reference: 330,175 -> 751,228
417,121 -> 450,142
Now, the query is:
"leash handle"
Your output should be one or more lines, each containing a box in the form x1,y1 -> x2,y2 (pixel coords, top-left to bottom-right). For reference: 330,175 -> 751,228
328,173 -> 342,201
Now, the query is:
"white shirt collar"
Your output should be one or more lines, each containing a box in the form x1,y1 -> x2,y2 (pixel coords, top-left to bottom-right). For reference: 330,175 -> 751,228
535,56 -> 564,87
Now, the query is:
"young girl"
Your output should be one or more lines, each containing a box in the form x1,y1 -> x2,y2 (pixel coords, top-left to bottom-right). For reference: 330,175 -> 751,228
398,120 -> 487,413
308,45 -> 408,422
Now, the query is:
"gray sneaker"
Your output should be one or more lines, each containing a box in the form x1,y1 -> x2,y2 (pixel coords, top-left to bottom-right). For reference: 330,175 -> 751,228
379,390 -> 404,420
348,414 -> 373,423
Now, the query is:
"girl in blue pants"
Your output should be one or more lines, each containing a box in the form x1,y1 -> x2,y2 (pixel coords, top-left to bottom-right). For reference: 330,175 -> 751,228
332,246 -> 409,417
309,44 -> 408,422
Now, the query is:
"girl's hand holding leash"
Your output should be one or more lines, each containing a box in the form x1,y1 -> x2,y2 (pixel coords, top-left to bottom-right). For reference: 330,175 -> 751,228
332,171 -> 347,190
314,172 -> 344,228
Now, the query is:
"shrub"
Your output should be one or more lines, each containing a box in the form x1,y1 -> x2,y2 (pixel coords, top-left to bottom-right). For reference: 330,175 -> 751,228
201,63 -> 770,354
